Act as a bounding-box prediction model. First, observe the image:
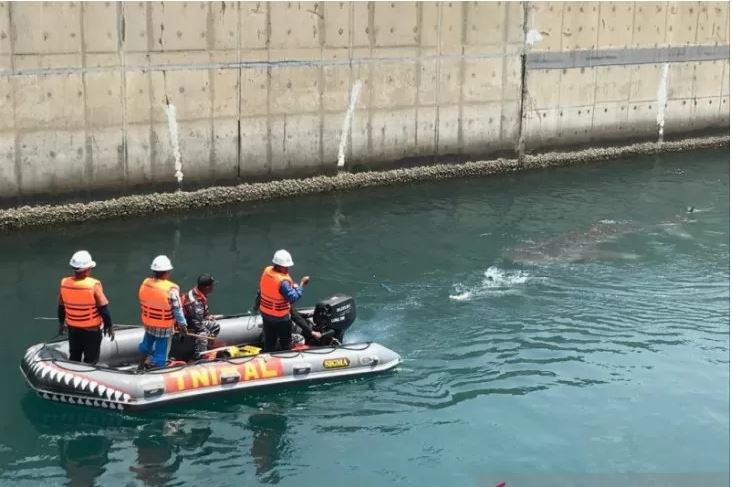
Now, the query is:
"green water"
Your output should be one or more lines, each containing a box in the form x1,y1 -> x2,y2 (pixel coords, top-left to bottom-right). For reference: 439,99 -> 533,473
0,150 -> 728,486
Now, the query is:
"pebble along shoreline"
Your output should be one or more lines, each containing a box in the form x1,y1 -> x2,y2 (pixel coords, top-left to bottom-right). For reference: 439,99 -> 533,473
0,135 -> 727,230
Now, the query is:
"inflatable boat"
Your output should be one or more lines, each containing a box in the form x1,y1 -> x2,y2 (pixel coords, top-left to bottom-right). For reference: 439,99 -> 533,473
20,295 -> 401,411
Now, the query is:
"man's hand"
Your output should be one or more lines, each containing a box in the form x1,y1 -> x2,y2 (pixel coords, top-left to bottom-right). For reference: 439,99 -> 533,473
104,324 -> 115,341
311,330 -> 322,340
300,276 -> 310,287
178,326 -> 188,336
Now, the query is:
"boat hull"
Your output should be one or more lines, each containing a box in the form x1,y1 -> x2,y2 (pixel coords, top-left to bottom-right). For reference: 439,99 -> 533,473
20,317 -> 400,411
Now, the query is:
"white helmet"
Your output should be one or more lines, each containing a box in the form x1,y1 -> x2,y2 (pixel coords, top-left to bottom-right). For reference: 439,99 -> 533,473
69,250 -> 96,270
272,249 -> 294,267
150,255 -> 173,272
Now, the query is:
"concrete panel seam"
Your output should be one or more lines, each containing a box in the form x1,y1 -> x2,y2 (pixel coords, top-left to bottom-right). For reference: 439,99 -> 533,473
527,45 -> 730,69
457,2 -> 467,154
118,2 -> 129,188
7,2 -> 21,196
80,2 -> 93,188
0,50 -> 522,77
433,1 -> 444,160
236,1 -> 242,179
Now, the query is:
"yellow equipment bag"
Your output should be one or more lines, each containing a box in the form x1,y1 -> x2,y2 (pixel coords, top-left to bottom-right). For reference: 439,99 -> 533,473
226,345 -> 261,358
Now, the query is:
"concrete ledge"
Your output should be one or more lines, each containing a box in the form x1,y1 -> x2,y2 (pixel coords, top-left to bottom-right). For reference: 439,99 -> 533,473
0,135 -> 727,231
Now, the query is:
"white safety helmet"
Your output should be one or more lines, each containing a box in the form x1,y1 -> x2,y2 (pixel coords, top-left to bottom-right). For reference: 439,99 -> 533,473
150,255 -> 174,272
69,250 -> 96,270
272,249 -> 294,267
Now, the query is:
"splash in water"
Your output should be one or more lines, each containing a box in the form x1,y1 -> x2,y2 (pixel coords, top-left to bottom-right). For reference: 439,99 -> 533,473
164,101 -> 184,188
337,80 -> 363,169
449,266 -> 532,301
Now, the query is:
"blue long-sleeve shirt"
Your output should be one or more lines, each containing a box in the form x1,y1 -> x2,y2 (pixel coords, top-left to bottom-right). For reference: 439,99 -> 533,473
279,280 -> 303,303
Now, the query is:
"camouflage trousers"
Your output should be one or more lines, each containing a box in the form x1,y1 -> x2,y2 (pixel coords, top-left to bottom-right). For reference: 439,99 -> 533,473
190,319 -> 221,355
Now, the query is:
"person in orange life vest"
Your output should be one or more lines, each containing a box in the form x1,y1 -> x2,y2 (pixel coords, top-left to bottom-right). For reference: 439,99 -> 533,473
137,255 -> 188,368
255,249 -> 321,352
58,250 -> 114,364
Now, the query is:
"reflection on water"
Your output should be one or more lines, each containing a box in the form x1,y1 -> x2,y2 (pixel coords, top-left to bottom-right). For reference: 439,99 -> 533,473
59,435 -> 111,487
0,149 -> 729,485
250,413 -> 288,483
130,421 -> 211,487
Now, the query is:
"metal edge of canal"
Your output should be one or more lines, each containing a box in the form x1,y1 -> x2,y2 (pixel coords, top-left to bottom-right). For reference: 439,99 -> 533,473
0,135 -> 728,230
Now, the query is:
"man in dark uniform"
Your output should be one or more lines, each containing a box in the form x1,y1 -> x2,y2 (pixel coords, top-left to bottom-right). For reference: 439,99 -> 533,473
181,274 -> 222,357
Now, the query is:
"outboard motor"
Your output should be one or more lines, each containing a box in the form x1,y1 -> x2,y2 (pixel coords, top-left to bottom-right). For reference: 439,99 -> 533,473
312,295 -> 356,343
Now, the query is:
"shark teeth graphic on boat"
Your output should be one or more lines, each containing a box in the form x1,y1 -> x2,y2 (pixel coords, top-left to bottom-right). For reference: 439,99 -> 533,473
97,385 -> 107,396
63,373 -> 73,386
40,367 -> 50,380
88,381 -> 98,394
80,379 -> 89,390
114,391 -> 123,401
72,377 -> 81,388
49,370 -> 58,382
122,393 -> 131,402
106,389 -> 115,400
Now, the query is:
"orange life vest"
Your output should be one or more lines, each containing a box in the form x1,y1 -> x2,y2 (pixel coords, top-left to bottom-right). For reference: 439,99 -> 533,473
259,266 -> 294,318
60,276 -> 102,328
138,277 -> 178,329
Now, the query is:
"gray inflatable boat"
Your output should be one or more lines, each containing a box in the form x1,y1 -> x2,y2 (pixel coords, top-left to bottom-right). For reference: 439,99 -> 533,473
20,295 -> 401,411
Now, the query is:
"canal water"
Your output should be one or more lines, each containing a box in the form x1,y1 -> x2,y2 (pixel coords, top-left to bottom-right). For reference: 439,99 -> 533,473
0,149 -> 728,486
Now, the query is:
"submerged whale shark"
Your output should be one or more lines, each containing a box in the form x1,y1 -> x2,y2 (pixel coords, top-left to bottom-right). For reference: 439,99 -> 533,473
504,208 -> 700,266
503,220 -> 640,265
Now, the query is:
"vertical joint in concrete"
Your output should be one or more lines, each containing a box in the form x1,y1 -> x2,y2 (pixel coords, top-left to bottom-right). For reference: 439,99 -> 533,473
516,1 -> 530,161
317,1 -> 325,166
457,1 -> 468,155
80,2 -> 94,190
414,2 -> 423,151
118,1 -> 129,188
265,1 -> 272,175
7,2 -> 22,198
366,2 -> 375,160
433,1 -> 443,162
236,1 -> 242,179
206,2 -> 216,179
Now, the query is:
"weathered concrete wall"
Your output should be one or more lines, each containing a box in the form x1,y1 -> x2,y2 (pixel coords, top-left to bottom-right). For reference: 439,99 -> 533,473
0,1 -> 728,199
522,1 -> 730,149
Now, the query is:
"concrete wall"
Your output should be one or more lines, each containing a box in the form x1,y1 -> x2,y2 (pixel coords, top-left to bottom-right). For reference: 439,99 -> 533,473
523,1 -> 730,149
0,2 -> 728,199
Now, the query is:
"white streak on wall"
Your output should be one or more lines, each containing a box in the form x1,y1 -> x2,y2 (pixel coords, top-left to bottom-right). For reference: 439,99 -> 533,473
656,63 -> 670,143
164,102 -> 184,187
525,29 -> 544,46
337,80 -> 363,168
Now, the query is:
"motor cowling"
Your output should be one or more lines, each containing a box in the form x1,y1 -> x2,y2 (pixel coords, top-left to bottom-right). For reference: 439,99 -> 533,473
312,295 -> 356,333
